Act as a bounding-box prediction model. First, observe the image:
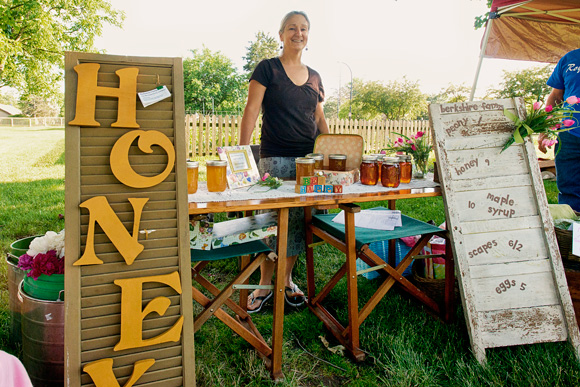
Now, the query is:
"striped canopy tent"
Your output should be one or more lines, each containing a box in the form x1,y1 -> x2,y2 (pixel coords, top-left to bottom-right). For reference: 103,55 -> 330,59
470,0 -> 580,100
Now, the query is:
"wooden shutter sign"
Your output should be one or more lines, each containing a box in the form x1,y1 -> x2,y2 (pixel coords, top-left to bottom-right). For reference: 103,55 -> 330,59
429,98 -> 580,364
64,52 -> 195,386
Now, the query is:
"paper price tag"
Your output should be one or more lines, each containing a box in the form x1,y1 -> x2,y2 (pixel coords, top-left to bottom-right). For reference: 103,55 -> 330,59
573,222 -> 580,257
138,85 -> 171,107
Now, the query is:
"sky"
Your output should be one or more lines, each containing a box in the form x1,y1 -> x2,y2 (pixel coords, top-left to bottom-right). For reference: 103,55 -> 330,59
94,0 -> 547,100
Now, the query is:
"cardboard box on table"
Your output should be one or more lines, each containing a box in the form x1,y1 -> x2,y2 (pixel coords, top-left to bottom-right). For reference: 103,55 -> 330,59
313,134 -> 364,186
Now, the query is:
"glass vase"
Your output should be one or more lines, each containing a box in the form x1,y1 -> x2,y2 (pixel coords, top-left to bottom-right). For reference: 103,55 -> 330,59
413,157 -> 428,179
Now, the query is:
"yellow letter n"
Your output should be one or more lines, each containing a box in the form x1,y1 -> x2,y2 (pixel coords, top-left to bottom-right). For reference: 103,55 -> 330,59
74,196 -> 148,266
69,63 -> 140,128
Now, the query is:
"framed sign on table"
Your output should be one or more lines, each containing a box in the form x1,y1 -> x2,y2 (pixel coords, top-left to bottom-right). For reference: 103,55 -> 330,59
217,145 -> 260,189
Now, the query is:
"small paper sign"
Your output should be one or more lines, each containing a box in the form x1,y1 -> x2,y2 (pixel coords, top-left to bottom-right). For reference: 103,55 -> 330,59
332,209 -> 402,230
573,222 -> 580,257
138,85 -> 171,107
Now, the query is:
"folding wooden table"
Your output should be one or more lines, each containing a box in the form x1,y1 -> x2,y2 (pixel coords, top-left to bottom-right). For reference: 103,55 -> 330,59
189,182 -> 446,379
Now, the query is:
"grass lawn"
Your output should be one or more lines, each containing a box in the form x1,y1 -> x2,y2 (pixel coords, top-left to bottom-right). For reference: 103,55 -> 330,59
1,126 -> 578,386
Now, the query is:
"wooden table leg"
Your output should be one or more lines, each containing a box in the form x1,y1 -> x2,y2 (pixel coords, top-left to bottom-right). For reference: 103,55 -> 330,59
305,206 -> 316,302
341,203 -> 364,360
271,207 -> 288,380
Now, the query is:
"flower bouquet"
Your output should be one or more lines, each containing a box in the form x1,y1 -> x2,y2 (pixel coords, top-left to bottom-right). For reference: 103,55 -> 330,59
381,131 -> 432,178
18,230 -> 65,301
501,97 -> 579,153
247,173 -> 283,192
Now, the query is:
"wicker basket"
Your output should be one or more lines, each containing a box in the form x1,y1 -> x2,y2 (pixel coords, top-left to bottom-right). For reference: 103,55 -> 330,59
410,262 -> 459,306
555,226 -> 580,265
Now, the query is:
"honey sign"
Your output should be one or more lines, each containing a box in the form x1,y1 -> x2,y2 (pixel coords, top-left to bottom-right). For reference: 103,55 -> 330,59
64,52 -> 195,386
429,98 -> 580,365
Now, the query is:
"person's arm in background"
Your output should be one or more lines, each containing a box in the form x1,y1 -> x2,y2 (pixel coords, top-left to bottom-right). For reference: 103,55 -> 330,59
314,101 -> 329,134
538,88 -> 565,153
239,80 -> 266,145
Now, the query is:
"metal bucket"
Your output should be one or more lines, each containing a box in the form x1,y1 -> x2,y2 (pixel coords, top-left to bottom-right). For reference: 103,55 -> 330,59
6,254 -> 25,346
19,282 -> 64,387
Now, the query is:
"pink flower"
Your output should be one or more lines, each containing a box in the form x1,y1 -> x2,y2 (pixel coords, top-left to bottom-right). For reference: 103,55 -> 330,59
262,172 -> 270,181
380,150 -> 386,154
406,139 -> 413,144
415,131 -> 424,139
393,142 -> 401,148
563,119 -> 575,127
411,144 -> 417,151
566,96 -> 579,105
533,101 -> 541,110
545,105 -> 553,113
397,137 -> 404,143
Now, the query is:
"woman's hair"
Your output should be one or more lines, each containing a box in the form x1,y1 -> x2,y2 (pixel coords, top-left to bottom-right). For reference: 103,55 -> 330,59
279,11 -> 310,34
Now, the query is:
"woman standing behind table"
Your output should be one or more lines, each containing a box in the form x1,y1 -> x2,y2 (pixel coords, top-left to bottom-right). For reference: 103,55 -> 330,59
240,10 -> 329,312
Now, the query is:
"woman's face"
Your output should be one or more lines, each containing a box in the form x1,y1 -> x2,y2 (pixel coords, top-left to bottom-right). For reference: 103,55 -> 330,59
280,14 -> 309,52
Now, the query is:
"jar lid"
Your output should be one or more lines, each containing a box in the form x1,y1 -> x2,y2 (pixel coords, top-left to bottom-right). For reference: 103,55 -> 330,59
306,153 -> 324,160
397,154 -> 411,161
187,160 -> 199,168
371,154 -> 385,161
328,154 -> 347,160
295,157 -> 315,164
206,160 -> 227,166
383,157 -> 400,164
362,155 -> 377,162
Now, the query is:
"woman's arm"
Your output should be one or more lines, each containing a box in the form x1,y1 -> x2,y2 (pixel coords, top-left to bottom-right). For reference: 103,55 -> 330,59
314,101 -> 329,134
239,80 -> 266,145
547,87 -> 564,107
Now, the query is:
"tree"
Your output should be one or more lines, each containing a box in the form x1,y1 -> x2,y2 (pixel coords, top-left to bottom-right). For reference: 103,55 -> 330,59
428,83 -> 471,104
474,0 -> 493,29
1,0 -> 124,100
344,77 -> 427,120
243,31 -> 279,76
19,93 -> 62,117
183,47 -> 246,114
487,65 -> 555,104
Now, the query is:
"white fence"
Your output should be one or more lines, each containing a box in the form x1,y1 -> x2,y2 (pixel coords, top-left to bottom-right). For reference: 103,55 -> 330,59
0,117 -> 65,127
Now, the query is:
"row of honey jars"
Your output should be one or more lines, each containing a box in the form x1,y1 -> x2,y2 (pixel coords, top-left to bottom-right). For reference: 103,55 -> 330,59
306,153 -> 348,171
360,154 -> 413,187
187,159 -> 228,193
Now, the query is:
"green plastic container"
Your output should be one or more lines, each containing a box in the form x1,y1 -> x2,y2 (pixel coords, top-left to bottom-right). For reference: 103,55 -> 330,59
22,274 -> 65,302
8,235 -> 41,264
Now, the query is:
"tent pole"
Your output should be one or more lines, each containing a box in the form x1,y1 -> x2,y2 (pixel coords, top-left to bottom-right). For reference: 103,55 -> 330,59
469,18 -> 494,101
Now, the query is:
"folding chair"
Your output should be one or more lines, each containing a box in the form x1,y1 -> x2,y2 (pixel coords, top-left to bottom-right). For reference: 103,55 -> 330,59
190,239 -> 278,369
305,204 -> 455,360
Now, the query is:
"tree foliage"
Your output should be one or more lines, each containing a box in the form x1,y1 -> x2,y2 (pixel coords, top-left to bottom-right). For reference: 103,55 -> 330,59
243,31 -> 279,76
487,65 -> 555,104
428,83 -> 471,104
339,77 -> 427,120
474,0 -> 494,29
183,47 -> 247,114
0,0 -> 125,99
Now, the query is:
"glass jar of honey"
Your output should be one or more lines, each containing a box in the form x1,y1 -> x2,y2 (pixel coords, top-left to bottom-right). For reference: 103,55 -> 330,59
306,153 -> 324,170
360,155 -> 378,185
328,154 -> 347,171
206,160 -> 228,192
186,160 -> 199,194
371,154 -> 384,182
397,154 -> 412,184
381,157 -> 400,188
295,157 -> 315,184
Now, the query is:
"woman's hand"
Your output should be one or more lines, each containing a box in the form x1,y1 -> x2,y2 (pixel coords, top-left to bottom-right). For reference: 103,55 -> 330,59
537,133 -> 551,153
